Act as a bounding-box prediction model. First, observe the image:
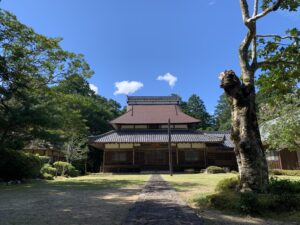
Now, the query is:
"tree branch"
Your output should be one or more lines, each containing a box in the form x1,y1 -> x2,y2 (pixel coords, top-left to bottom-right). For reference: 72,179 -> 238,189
240,0 -> 250,24
239,30 -> 254,75
251,0 -> 259,69
252,0 -> 259,17
248,0 -> 282,23
256,60 -> 300,69
256,34 -> 300,40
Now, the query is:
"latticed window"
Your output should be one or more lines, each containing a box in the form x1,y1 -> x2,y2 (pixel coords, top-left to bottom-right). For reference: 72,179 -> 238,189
112,152 -> 127,162
185,151 -> 199,162
266,151 -> 279,161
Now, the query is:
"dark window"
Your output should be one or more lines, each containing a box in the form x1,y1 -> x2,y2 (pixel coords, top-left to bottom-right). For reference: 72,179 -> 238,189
185,151 -> 199,162
148,124 -> 159,129
112,152 -> 127,162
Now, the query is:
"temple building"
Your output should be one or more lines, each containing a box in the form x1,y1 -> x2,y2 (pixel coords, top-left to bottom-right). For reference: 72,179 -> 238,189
89,96 -> 237,172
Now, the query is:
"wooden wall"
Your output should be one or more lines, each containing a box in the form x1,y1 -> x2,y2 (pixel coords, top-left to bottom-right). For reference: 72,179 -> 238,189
102,143 -> 238,172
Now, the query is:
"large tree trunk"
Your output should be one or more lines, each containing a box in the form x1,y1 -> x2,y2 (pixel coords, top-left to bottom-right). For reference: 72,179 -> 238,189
220,70 -> 269,192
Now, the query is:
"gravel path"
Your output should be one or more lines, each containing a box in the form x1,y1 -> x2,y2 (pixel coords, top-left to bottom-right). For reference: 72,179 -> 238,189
123,174 -> 203,225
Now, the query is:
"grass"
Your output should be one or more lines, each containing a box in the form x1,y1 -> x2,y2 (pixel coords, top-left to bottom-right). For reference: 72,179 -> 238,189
163,173 -> 300,223
162,173 -> 236,204
0,173 -> 150,191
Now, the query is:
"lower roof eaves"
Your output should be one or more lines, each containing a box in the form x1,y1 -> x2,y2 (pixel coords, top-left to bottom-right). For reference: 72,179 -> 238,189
89,130 -> 226,144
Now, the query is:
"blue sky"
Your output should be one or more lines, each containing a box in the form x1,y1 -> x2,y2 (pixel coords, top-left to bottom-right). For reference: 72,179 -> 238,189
1,0 -> 299,113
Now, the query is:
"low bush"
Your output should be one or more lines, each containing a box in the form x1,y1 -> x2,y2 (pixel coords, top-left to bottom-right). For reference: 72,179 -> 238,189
68,166 -> 81,177
269,169 -> 300,176
184,168 -> 195,173
40,164 -> 56,176
206,166 -> 226,174
207,191 -> 240,210
42,172 -> 54,180
194,177 -> 300,215
53,161 -> 80,177
239,192 -> 259,214
269,177 -> 300,194
215,177 -> 240,192
0,149 -> 42,180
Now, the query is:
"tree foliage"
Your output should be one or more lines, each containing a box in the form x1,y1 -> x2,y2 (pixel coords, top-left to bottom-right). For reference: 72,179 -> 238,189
171,93 -> 212,130
185,94 -> 212,130
0,9 -> 121,155
260,94 -> 300,151
214,94 -> 231,131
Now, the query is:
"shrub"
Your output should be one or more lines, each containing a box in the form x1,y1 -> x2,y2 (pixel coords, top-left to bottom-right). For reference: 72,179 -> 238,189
269,177 -> 300,194
215,177 -> 240,192
53,161 -> 80,177
206,166 -> 226,174
269,169 -> 300,176
53,161 -> 71,176
42,172 -> 54,180
184,168 -> 195,173
270,193 -> 299,212
40,164 -> 56,176
24,153 -> 43,178
0,150 -> 42,180
68,166 -> 80,177
239,192 -> 259,214
208,192 -> 239,210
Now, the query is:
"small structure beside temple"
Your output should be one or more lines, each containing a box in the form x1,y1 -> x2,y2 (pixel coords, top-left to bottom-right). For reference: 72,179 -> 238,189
90,96 -> 237,172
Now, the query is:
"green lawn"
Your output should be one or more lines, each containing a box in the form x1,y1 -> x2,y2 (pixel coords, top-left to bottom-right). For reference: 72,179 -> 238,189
0,173 -> 150,191
162,173 -> 236,204
0,174 -> 150,225
163,173 -> 300,224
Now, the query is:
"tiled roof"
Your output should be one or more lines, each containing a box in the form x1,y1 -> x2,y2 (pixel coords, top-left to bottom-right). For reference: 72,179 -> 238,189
127,96 -> 180,105
90,130 -> 224,144
202,131 -> 234,148
110,105 -> 200,124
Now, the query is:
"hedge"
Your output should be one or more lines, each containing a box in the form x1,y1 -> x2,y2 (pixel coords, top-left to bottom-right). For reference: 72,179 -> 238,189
269,169 -> 300,176
0,149 -> 42,181
206,166 -> 226,174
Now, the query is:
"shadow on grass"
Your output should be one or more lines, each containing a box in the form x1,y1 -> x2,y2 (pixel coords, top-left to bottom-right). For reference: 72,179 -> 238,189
168,182 -> 207,192
0,178 -> 146,191
50,179 -> 146,190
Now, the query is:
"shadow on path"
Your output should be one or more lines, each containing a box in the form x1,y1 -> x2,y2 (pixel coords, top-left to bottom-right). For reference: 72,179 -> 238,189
123,174 -> 203,225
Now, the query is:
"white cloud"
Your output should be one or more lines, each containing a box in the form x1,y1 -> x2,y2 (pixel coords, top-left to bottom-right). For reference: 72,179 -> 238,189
89,83 -> 98,94
157,73 -> 177,88
114,81 -> 144,95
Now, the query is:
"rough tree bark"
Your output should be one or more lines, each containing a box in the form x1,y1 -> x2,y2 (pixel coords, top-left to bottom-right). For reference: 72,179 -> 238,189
219,70 -> 269,192
218,0 -> 288,192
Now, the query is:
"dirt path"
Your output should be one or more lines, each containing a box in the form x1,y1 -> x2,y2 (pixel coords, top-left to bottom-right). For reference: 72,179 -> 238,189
0,186 -> 140,225
123,174 -> 203,225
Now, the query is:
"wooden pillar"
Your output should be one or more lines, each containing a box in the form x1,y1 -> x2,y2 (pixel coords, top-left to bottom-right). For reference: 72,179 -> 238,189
204,149 -> 207,168
168,118 -> 173,176
133,149 -> 135,165
102,150 -> 106,173
176,148 -> 179,165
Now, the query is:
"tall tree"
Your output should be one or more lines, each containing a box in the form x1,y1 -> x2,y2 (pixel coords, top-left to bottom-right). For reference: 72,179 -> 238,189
186,94 -> 212,130
0,10 -> 93,150
214,94 -> 231,131
0,10 -> 121,152
260,93 -> 300,151
219,0 -> 300,192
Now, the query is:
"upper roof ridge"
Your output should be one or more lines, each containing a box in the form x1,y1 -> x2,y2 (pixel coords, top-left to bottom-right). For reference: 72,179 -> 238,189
127,96 -> 180,105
